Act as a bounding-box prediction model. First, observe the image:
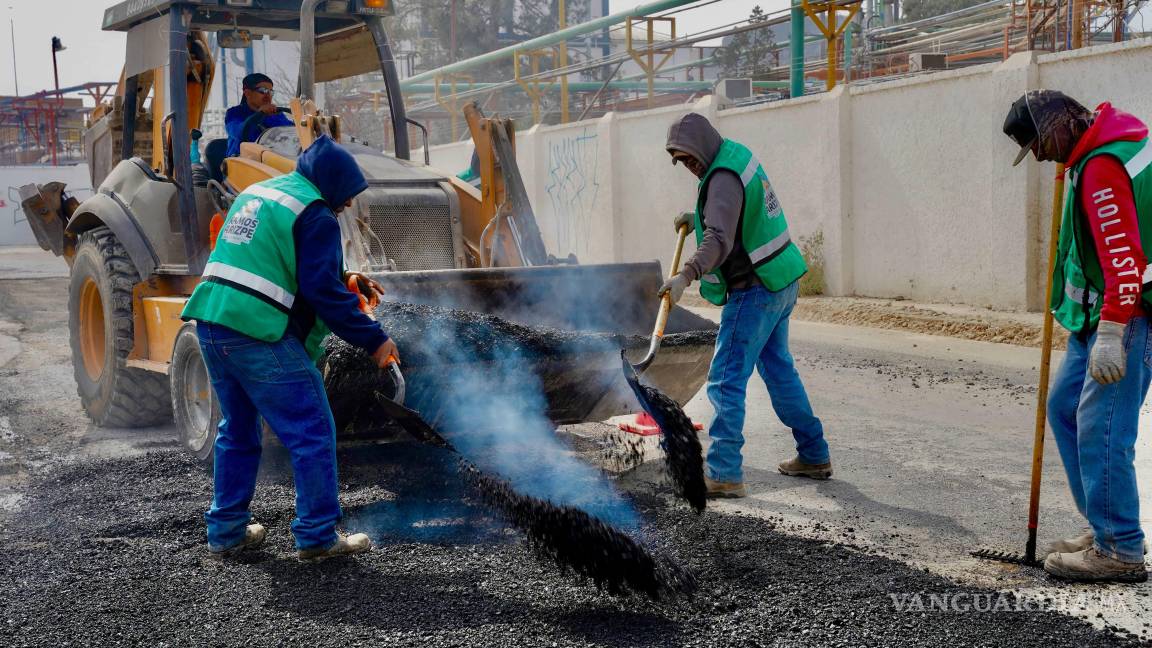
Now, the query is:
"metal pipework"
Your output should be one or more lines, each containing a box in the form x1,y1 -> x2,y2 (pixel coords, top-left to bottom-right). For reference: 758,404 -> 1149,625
402,0 -> 701,87
626,16 -> 677,109
367,17 -> 411,160
790,0 -> 806,97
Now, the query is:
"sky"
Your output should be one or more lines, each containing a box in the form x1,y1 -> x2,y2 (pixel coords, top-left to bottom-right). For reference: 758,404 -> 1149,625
0,0 -> 786,100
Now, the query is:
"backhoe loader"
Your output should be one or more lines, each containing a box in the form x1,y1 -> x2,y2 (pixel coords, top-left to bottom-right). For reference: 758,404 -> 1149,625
19,0 -> 715,465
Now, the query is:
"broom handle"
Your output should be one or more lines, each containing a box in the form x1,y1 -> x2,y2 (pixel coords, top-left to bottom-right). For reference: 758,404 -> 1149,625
1026,164 -> 1066,562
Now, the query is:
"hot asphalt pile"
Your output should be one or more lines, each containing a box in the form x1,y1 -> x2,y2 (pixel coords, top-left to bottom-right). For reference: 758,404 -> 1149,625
622,354 -> 707,513
1,447 -> 1147,647
463,464 -> 697,599
324,301 -> 706,597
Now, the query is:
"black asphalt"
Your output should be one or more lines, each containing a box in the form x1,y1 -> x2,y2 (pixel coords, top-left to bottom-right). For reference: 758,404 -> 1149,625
1,444 -> 1144,647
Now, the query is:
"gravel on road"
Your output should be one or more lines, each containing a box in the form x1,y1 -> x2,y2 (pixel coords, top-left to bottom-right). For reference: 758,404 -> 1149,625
1,445 -> 1145,648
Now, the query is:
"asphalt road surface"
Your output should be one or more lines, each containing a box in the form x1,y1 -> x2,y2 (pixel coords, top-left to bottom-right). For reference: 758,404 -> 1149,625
1,247 -> 1149,646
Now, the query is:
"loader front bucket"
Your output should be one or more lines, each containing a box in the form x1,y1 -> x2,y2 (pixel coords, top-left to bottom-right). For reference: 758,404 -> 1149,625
362,263 -> 717,426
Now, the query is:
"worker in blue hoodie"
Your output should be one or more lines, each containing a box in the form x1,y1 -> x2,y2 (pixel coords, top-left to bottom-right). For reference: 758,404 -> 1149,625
224,73 -> 294,157
183,135 -> 397,561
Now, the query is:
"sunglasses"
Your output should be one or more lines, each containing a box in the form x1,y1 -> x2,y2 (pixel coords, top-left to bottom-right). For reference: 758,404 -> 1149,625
249,86 -> 274,96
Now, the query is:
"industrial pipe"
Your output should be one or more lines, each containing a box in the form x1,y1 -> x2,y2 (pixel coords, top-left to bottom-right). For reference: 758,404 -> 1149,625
790,0 -> 806,97
402,0 -> 702,86
404,80 -> 791,94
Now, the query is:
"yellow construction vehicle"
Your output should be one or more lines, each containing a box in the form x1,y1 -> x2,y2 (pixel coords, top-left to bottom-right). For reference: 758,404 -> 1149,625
19,0 -> 714,465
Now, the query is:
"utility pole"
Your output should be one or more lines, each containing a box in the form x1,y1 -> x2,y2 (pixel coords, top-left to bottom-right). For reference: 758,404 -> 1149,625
8,11 -> 18,96
450,0 -> 457,63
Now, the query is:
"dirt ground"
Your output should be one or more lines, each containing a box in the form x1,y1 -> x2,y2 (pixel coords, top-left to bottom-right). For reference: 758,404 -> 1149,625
697,294 -> 1070,350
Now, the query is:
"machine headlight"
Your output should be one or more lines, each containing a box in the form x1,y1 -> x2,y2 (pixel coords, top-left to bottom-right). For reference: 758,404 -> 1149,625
357,0 -> 394,16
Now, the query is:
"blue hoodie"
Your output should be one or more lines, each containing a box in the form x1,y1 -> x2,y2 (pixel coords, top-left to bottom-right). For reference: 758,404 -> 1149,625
288,136 -> 386,354
225,102 -> 294,157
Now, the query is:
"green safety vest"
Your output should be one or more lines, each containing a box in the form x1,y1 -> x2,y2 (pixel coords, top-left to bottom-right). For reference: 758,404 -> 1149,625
182,172 -> 333,360
694,139 -> 807,306
1051,137 -> 1152,334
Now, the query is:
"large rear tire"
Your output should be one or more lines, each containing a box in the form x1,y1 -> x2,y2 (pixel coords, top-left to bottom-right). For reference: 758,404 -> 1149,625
68,227 -> 172,427
170,323 -> 220,469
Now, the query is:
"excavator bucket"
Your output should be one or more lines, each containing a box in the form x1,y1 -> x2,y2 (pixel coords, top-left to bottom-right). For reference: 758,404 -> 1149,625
365,262 -> 717,425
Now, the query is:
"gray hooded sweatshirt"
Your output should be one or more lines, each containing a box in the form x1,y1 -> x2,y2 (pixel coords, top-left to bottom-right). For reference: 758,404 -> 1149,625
665,113 -> 757,290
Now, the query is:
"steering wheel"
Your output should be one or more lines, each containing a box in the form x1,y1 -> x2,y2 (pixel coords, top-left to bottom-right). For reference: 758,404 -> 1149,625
241,106 -> 293,143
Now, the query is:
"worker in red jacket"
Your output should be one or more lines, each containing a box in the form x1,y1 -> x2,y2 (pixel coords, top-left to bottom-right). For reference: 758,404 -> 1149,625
1005,90 -> 1149,583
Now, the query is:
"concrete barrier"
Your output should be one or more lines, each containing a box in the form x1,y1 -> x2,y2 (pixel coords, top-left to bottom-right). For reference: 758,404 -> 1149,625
424,37 -> 1152,312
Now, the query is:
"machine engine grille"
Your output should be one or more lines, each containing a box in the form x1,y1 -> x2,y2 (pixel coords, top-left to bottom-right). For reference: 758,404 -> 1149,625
366,202 -> 456,271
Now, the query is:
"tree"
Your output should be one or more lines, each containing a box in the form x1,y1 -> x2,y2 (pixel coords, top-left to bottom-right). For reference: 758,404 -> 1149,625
387,0 -> 590,83
717,6 -> 778,79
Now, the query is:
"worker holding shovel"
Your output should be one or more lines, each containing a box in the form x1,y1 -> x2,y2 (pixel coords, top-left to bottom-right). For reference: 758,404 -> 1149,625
183,136 -> 398,561
1004,90 -> 1150,583
660,112 -> 831,499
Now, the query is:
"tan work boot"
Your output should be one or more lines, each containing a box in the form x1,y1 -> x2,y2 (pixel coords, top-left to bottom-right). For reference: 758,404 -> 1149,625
209,523 -> 267,558
1045,530 -> 1094,556
704,476 -> 747,499
298,532 -> 372,562
1046,531 -> 1148,557
1044,548 -> 1148,583
778,456 -> 833,480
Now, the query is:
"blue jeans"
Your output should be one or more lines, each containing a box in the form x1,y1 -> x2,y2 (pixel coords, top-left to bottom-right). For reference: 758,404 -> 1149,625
706,281 -> 828,483
197,322 -> 342,551
1048,316 -> 1150,563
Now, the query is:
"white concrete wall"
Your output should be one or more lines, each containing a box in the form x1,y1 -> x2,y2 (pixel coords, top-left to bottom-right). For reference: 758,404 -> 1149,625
0,165 -> 93,247
422,38 -> 1152,310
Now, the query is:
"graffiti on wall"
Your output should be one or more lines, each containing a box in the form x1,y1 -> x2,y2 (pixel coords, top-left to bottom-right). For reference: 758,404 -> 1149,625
544,128 -> 601,257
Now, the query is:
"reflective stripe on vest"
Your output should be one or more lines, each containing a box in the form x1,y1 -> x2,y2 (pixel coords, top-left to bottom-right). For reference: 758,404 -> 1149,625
1064,281 -> 1099,307
739,155 -> 759,186
701,272 -> 722,284
1126,140 -> 1152,178
748,229 -> 792,266
202,261 -> 296,311
244,184 -> 308,216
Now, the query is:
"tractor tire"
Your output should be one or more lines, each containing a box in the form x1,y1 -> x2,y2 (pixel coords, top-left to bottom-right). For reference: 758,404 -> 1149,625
170,322 -> 220,469
68,227 -> 172,427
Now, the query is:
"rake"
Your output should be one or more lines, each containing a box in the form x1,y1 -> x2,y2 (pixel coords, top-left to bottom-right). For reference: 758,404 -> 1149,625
971,165 -> 1066,569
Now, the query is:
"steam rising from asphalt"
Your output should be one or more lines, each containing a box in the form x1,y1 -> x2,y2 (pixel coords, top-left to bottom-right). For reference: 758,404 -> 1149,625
411,312 -> 640,530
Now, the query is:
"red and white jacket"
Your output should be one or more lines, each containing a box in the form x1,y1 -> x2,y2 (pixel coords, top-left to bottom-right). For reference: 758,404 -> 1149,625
1067,104 -> 1150,325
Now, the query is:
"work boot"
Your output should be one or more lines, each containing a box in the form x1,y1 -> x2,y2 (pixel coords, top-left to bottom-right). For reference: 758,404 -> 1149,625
778,457 -> 833,480
208,523 -> 267,558
1045,530 -> 1094,556
1046,531 -> 1148,557
704,476 -> 747,498
1044,548 -> 1148,584
298,532 -> 372,562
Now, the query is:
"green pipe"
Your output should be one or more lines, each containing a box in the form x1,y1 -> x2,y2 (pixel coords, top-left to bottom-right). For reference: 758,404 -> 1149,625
790,0 -> 805,98
401,80 -> 790,94
617,33 -> 822,82
401,0 -> 701,88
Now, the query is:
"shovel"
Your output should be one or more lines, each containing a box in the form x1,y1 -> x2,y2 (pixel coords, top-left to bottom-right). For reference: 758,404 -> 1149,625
371,358 -> 451,450
630,221 -> 691,374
